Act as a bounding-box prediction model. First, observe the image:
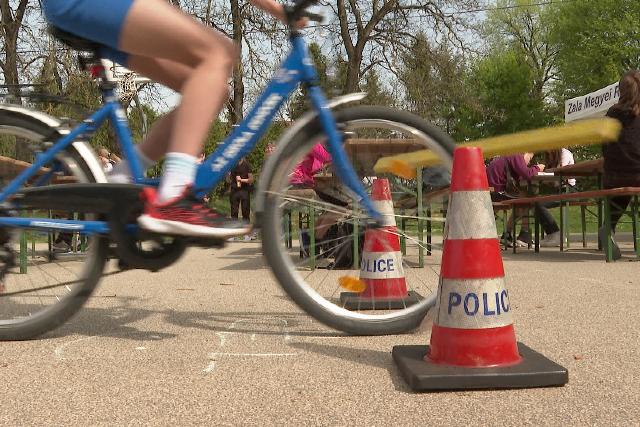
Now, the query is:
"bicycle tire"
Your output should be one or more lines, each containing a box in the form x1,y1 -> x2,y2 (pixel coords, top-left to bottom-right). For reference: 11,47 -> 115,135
0,107 -> 108,340
261,105 -> 455,335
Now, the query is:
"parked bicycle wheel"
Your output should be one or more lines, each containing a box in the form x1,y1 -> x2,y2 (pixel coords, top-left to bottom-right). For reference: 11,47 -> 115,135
261,106 -> 455,335
0,108 -> 107,340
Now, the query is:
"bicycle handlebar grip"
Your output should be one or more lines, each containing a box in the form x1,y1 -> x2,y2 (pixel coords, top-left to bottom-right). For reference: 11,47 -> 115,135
285,0 -> 321,24
302,11 -> 325,23
292,0 -> 320,7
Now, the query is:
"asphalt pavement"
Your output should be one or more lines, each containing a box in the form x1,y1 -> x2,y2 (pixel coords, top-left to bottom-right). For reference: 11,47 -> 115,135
2,241 -> 639,425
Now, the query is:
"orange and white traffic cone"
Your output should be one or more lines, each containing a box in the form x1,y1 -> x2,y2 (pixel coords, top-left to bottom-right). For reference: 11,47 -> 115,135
392,146 -> 568,391
340,178 -> 421,310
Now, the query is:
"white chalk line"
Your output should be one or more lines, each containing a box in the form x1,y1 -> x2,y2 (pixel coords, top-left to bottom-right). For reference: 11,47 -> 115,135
229,317 -> 288,330
203,352 -> 298,373
216,331 -> 233,347
208,352 -> 298,359
54,336 -> 97,360
203,317 -> 297,373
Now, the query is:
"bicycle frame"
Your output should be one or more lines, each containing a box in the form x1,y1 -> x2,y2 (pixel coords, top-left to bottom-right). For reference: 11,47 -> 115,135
193,35 -> 376,218
0,34 -> 378,235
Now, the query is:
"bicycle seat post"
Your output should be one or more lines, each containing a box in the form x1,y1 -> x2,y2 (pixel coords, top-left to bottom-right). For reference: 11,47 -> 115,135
77,54 -> 118,96
48,26 -> 118,96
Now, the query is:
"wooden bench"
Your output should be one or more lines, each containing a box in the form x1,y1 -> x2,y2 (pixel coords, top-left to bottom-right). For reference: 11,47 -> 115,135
500,187 -> 640,261
0,155 -> 78,184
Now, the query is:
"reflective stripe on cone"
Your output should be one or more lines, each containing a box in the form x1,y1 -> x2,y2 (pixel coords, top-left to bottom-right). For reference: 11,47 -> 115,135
428,146 -> 521,367
359,179 -> 409,299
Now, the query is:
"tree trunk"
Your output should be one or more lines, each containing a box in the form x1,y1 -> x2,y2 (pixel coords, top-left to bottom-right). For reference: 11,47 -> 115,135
0,0 -> 29,103
1,0 -> 31,161
227,0 -> 244,124
344,51 -> 363,94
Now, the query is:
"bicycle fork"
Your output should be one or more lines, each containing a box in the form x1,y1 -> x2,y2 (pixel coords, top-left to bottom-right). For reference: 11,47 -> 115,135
306,86 -> 383,225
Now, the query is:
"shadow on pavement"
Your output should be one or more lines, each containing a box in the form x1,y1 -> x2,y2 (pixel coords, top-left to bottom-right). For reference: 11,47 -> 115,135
500,248 -> 618,263
288,341 -> 411,392
223,246 -> 263,257
46,299 -> 176,342
164,310 -> 346,338
219,256 -> 269,270
43,302 -> 345,340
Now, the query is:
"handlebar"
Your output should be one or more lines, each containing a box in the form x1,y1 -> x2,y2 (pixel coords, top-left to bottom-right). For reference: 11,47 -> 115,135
285,0 -> 324,25
301,10 -> 324,23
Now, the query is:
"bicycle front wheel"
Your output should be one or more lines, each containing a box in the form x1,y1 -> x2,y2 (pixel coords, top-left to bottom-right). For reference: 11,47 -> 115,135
0,108 -> 108,340
261,106 -> 455,335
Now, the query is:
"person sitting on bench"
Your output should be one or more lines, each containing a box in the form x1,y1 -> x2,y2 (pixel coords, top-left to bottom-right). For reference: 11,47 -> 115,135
487,152 -> 562,247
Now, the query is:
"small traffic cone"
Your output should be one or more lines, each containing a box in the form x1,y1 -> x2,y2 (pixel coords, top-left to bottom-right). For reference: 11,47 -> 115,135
340,178 -> 421,310
392,146 -> 568,391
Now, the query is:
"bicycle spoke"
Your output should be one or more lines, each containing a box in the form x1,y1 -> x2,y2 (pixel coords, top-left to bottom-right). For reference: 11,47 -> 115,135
261,107 -> 454,334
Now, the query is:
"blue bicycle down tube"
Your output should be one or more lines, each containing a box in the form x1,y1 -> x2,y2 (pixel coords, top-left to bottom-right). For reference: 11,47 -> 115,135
193,37 -> 309,197
0,217 -> 110,234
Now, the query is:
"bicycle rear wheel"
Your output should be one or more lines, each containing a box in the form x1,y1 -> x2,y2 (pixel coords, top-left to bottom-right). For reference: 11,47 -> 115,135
0,108 -> 107,340
261,106 -> 454,335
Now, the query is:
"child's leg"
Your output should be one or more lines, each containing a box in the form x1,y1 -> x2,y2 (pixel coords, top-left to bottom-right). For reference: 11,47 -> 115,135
119,0 -> 236,158
107,58 -> 189,182
125,56 -> 192,161
117,0 -> 252,236
115,0 -> 236,202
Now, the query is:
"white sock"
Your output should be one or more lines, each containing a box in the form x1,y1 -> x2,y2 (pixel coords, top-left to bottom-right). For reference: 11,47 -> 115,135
157,152 -> 198,203
108,146 -> 155,183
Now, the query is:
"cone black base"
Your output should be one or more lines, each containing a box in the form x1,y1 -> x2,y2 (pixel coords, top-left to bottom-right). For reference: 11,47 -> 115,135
339,291 -> 422,310
392,343 -> 568,392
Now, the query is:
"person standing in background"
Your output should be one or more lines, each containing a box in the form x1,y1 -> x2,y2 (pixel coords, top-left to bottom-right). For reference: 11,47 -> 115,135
264,143 -> 276,159
98,147 -> 120,173
228,157 -> 253,223
602,70 -> 640,260
545,148 -> 576,187
196,152 -> 210,203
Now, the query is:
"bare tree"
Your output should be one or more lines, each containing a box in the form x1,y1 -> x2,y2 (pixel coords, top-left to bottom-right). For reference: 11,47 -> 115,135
227,0 -> 245,124
400,32 -> 467,129
329,0 -> 478,94
181,0 -> 287,124
0,0 -> 29,101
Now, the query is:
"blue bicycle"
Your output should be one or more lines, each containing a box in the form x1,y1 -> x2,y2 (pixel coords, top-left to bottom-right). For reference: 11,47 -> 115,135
0,0 -> 454,340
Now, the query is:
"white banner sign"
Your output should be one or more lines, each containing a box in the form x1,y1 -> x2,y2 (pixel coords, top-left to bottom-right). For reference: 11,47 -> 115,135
565,81 -> 619,122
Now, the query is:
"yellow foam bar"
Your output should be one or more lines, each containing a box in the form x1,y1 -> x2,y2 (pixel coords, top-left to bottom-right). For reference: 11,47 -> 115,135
374,118 -> 622,179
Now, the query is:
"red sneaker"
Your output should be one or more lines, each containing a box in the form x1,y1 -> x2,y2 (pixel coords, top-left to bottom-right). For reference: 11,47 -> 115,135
138,187 -> 251,238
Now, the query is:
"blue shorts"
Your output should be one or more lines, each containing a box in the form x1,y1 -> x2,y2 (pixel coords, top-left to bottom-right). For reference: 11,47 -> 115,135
41,0 -> 134,65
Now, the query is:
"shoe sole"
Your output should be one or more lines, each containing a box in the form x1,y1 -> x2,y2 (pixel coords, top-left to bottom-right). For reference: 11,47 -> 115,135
138,214 -> 251,238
